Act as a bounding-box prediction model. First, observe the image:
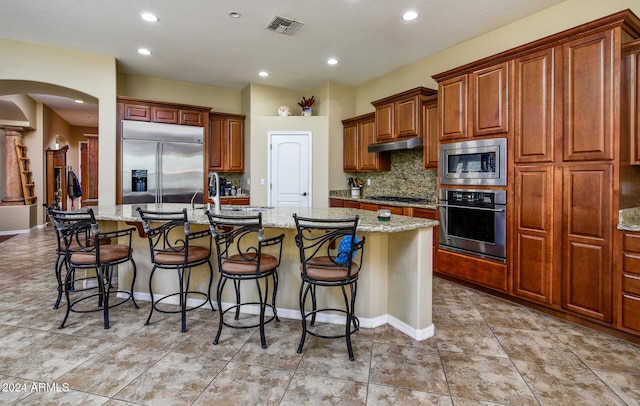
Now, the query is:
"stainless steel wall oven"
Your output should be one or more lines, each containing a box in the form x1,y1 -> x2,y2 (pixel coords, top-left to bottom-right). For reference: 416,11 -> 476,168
438,188 -> 507,262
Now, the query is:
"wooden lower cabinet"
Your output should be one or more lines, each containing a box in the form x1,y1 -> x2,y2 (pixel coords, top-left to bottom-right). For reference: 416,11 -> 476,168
620,232 -> 640,333
437,249 -> 508,292
221,197 -> 249,206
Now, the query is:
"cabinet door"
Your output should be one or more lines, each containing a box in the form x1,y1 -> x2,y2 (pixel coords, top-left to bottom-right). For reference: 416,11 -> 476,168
626,51 -> 640,165
179,110 -> 203,126
423,101 -> 439,169
513,165 -> 554,304
515,49 -> 554,163
375,102 -> 394,142
343,124 -> 358,171
123,103 -> 151,121
329,198 -> 344,207
227,118 -> 244,172
563,30 -> 614,161
396,97 -> 418,139
439,75 -> 468,140
562,163 -> 612,322
208,117 -> 224,171
359,118 -> 379,171
152,106 -> 179,124
470,62 -> 510,137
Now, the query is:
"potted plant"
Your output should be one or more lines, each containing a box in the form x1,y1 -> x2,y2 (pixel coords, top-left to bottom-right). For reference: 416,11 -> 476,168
298,96 -> 315,116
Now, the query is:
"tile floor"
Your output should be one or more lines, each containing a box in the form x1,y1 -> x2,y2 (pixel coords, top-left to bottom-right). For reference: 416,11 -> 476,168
1,227 -> 640,405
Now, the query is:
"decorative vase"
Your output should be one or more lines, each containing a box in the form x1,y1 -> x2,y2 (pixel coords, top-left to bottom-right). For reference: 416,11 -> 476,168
278,106 -> 292,116
302,107 -> 312,116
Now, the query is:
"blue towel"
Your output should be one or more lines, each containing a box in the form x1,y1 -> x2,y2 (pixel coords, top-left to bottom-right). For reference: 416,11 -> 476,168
336,235 -> 359,265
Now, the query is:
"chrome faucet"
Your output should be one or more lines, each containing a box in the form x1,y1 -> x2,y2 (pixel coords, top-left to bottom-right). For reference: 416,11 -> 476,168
209,172 -> 220,213
191,188 -> 202,209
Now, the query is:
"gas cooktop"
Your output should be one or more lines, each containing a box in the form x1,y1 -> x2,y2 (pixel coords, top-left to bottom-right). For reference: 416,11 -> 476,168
365,195 -> 431,204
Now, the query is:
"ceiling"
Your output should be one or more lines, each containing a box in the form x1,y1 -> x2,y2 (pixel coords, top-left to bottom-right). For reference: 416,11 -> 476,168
0,0 -> 565,126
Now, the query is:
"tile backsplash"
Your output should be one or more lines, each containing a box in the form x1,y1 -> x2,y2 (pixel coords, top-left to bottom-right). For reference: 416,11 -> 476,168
345,149 -> 437,202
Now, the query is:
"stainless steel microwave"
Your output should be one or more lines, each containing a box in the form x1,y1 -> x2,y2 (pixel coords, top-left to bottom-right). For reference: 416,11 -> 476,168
440,138 -> 507,186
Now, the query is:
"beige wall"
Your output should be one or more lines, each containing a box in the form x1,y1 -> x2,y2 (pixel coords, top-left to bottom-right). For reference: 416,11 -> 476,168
0,37 -> 116,224
355,0 -> 640,115
117,73 -> 242,114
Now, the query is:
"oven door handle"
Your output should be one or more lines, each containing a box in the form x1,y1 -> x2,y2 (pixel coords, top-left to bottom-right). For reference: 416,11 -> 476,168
438,203 -> 505,213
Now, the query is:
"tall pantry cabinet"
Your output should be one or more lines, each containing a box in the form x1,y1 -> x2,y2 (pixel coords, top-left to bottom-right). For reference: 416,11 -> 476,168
434,10 -> 640,333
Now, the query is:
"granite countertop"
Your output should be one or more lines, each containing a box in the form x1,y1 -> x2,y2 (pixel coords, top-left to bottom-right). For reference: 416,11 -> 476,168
91,204 -> 438,233
335,196 -> 437,210
618,207 -> 640,232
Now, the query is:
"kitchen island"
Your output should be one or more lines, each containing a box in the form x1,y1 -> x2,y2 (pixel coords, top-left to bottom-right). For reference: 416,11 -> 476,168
91,204 -> 438,340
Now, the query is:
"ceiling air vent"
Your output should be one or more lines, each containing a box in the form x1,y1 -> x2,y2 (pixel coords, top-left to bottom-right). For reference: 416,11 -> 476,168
265,16 -> 304,36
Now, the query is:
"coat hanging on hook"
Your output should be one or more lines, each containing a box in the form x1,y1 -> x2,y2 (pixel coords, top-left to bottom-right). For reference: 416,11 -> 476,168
68,170 -> 82,200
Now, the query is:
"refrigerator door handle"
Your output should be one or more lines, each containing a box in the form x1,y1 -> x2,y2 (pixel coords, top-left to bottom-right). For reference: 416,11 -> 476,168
156,142 -> 162,204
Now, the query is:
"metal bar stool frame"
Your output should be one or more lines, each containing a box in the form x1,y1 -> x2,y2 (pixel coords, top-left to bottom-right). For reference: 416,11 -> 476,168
48,208 -> 138,329
293,214 -> 365,361
137,208 -> 215,333
206,211 -> 285,349
47,207 -> 112,309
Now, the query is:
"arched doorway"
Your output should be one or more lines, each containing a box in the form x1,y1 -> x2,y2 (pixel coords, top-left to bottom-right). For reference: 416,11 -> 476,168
0,80 -> 99,231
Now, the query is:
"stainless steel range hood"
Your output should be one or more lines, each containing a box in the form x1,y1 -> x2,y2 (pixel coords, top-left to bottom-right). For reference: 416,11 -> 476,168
367,136 -> 423,153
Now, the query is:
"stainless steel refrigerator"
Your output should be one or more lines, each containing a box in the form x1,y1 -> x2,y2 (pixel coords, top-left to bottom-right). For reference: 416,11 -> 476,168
121,120 -> 204,204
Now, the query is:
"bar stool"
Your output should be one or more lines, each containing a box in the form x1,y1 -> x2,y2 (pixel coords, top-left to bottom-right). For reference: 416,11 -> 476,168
47,207 -> 110,309
137,208 -> 214,333
292,214 -> 365,361
48,208 -> 138,329
206,211 -> 285,349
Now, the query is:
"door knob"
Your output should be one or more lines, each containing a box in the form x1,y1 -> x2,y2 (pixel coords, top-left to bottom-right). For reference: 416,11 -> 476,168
301,192 -> 308,196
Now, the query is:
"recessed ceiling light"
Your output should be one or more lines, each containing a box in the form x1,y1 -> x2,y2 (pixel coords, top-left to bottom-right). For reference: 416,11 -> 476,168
74,99 -> 84,104
402,11 -> 419,21
138,48 -> 152,55
229,11 -> 241,18
140,13 -> 159,22
259,71 -> 269,77
327,58 -> 338,65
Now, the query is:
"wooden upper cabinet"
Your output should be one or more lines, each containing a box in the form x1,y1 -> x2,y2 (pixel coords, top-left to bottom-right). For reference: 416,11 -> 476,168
119,97 -> 208,126
514,49 -> 555,163
180,110 -> 204,126
227,118 -> 244,171
342,113 -> 389,172
374,103 -> 394,142
439,75 -> 468,140
396,97 -> 419,138
209,112 -> 245,172
358,117 -> 381,170
343,123 -> 358,171
423,98 -> 439,169
623,40 -> 640,165
470,62 -> 510,137
372,87 -> 437,143
437,62 -> 510,141
563,29 -> 614,161
152,106 -> 179,124
123,103 -> 151,121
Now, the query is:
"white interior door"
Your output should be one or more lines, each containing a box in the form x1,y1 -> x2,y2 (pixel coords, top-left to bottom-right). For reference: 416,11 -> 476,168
268,131 -> 311,207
